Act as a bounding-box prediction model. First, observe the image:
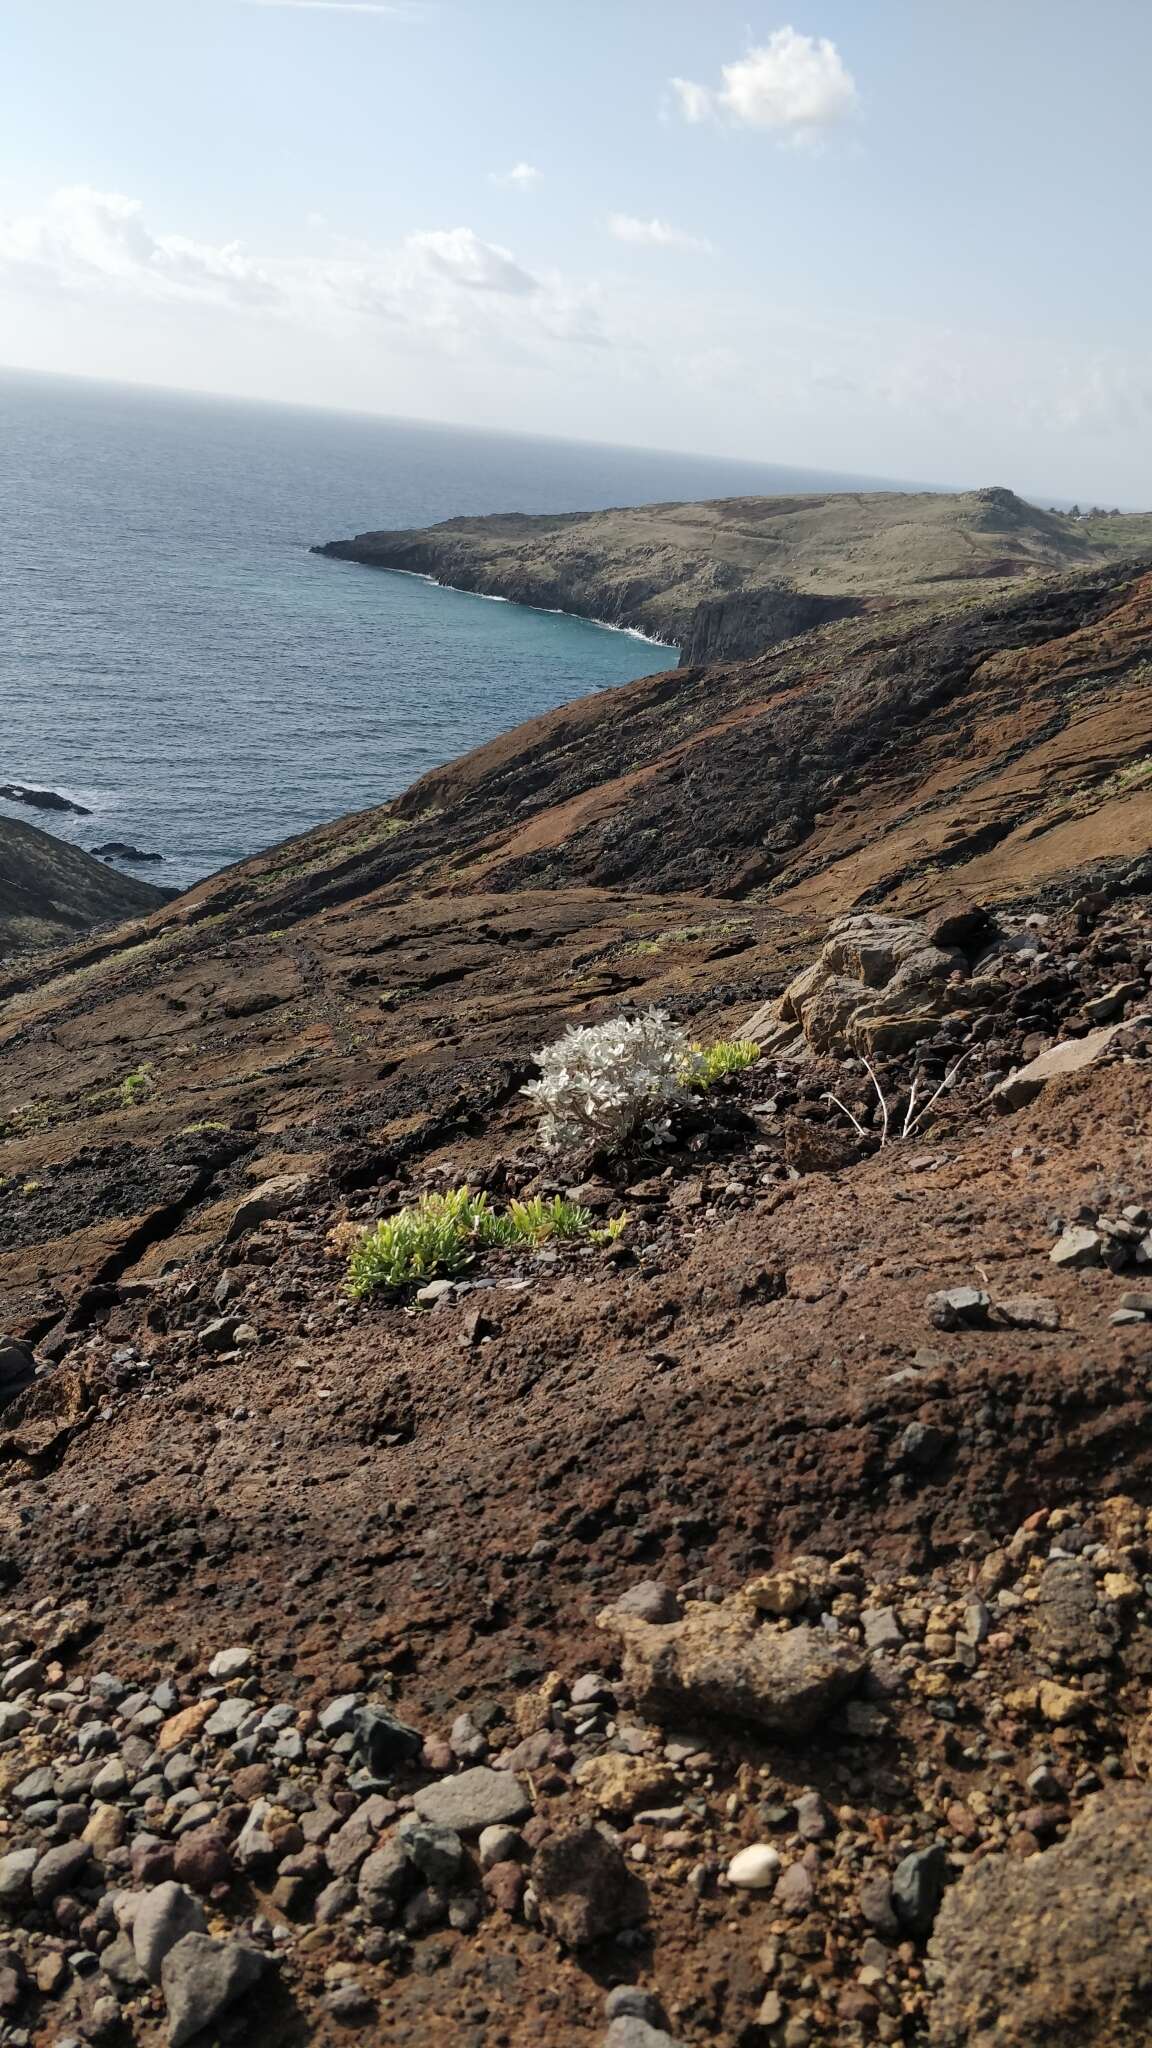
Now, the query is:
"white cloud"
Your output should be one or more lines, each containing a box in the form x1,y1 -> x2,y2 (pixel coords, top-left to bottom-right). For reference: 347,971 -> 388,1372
405,227 -> 539,295
0,187 -> 277,307
0,186 -> 607,362
672,27 -> 857,136
489,162 -> 542,190
608,214 -> 711,253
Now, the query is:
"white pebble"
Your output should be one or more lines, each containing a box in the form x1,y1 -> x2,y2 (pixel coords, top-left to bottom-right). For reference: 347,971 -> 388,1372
207,1647 -> 254,1681
727,1844 -> 781,1890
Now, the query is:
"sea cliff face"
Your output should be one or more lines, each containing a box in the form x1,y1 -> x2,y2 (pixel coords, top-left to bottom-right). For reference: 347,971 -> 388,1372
314,487 -> 1152,666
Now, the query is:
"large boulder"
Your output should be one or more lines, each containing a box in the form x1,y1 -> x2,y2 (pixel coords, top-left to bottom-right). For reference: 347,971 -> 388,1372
743,912 -> 973,1058
927,1786 -> 1152,2046
597,1588 -> 865,1738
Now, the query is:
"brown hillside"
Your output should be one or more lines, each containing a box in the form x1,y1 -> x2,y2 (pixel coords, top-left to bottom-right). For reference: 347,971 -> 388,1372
1,549 -> 1152,2048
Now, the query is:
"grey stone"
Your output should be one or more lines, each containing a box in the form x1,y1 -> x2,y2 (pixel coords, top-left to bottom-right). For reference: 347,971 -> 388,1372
318,1693 -> 359,1737
357,1839 -> 415,1905
77,1720 -> 117,1758
207,1647 -> 253,1681
606,1988 -> 666,2023
203,1697 -> 254,1740
993,1021 -> 1142,1111
31,1840 -> 91,1903
900,1421 -> 953,1469
862,1606 -> 904,1653
399,1821 -> 464,1886
0,1848 -> 37,1904
928,1785 -> 1152,2046
315,1878 -> 357,1924
160,1932 -> 268,2048
892,1844 -> 948,1936
0,1705 -> 30,1740
610,1572 -> 680,1622
994,1294 -> 1060,1331
605,2022 -> 683,2048
413,1767 -> 531,1835
13,1765 -> 56,1805
91,1757 -> 129,1799
1,1658 -> 45,1700
132,1882 -> 208,1985
926,1287 -> 990,1330
101,1931 -> 150,1991
1050,1226 -> 1103,1269
351,1703 -> 422,1776
326,1796 -> 394,1878
479,1824 -> 522,1870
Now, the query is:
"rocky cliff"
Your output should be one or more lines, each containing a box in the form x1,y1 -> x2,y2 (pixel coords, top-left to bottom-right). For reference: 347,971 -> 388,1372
314,486 -> 1152,664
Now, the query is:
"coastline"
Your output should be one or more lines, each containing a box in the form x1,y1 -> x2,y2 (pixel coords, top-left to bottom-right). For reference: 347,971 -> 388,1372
328,559 -> 679,653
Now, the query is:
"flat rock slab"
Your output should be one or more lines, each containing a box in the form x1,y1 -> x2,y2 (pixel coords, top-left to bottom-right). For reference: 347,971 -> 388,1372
928,1785 -> 1152,2046
598,1594 -> 866,1738
413,1767 -> 531,1834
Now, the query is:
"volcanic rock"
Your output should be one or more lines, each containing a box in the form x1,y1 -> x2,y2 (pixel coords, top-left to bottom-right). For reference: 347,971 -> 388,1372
928,1787 -> 1152,2045
599,1590 -> 865,1737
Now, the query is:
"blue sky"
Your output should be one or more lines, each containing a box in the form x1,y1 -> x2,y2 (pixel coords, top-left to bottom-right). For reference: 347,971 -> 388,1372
2,0 -> 1150,500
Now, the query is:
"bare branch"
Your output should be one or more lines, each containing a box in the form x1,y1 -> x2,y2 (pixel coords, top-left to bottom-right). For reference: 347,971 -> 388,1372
861,1057 -> 890,1147
821,1091 -> 869,1140
903,1048 -> 973,1141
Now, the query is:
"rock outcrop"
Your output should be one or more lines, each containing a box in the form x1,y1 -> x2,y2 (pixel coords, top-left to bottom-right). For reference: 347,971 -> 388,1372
927,1787 -> 1152,2046
0,816 -> 171,958
598,1587 -> 866,1737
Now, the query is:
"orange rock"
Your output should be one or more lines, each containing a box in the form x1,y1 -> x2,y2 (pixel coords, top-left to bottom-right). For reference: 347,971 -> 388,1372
158,1699 -> 218,1753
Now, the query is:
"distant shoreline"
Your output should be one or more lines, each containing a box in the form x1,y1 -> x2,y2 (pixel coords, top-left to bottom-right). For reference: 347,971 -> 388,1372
347,560 -> 677,652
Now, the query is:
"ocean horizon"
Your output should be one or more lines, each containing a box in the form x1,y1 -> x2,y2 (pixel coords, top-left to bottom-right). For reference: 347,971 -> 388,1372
0,367 -> 921,890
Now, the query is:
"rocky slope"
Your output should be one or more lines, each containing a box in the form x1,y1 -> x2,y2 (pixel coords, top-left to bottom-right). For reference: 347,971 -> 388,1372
0,548 -> 1152,2046
0,817 -> 171,960
314,487 -> 1152,664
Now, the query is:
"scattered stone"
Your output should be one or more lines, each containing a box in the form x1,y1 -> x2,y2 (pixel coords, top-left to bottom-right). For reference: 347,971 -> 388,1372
160,1932 -> 269,2048
0,1849 -> 37,1904
994,1295 -> 1061,1331
207,1646 -> 253,1681
574,1754 -> 675,1818
926,1287 -> 990,1330
532,1825 -> 648,1947
1050,1227 -> 1103,1269
610,1582 -> 683,1625
30,1840 -> 90,1904
892,1845 -> 948,1936
133,1883 -> 208,1984
413,1767 -> 531,1835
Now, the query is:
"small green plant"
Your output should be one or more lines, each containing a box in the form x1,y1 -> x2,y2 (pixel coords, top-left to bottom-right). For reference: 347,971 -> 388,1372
179,1120 -> 229,1135
346,1186 -> 624,1299
119,1064 -> 155,1107
590,1211 -> 631,1247
690,1039 -> 761,1088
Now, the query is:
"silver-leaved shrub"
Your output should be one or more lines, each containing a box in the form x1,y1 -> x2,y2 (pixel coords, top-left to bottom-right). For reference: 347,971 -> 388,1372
524,1010 -> 700,1160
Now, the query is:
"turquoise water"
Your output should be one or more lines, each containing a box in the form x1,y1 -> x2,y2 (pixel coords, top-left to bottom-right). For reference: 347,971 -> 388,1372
0,371 -> 902,888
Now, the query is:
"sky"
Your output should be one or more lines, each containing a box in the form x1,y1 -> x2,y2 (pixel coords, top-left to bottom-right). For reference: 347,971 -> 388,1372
2,0 -> 1151,502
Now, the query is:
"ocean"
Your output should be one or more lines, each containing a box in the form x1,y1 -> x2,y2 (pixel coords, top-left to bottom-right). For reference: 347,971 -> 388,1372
0,370 -> 904,890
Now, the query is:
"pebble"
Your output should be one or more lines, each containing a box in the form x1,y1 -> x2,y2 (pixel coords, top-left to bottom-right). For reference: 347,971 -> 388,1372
726,1844 -> 781,1889
207,1647 -> 254,1681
